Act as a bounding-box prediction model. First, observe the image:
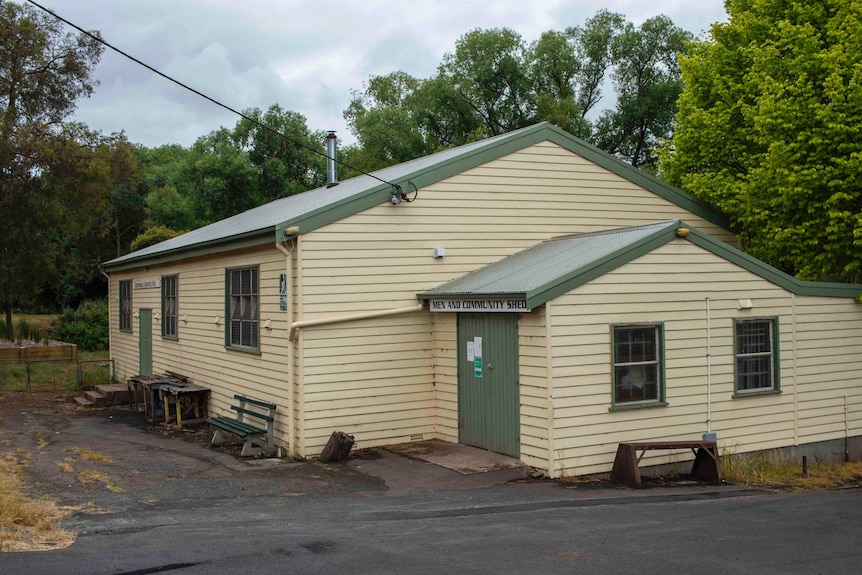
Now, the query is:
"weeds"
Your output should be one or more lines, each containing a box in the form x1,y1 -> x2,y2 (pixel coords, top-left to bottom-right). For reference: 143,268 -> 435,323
0,454 -> 73,552
28,431 -> 48,450
76,470 -> 123,493
69,448 -> 113,463
721,449 -> 862,491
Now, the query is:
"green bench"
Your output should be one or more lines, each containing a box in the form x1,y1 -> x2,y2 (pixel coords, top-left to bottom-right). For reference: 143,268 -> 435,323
206,395 -> 277,457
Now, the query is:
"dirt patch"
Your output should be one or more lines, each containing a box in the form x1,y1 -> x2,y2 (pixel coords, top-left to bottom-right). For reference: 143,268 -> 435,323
0,391 -> 385,517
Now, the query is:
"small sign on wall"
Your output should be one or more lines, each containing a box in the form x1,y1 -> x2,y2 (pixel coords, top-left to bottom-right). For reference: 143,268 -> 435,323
279,273 -> 287,311
133,279 -> 161,289
473,336 -> 483,378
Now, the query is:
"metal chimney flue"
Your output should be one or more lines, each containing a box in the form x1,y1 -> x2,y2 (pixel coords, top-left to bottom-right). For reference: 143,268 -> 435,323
326,131 -> 338,188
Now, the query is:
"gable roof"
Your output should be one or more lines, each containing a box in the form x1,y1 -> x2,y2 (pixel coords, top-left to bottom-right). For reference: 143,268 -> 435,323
103,122 -> 731,272
419,221 -> 862,306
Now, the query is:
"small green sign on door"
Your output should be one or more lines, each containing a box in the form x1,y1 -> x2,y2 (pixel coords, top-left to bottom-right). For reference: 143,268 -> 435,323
474,356 -> 482,377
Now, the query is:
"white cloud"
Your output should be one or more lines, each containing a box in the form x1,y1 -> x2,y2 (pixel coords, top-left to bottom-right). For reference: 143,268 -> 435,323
55,0 -> 728,148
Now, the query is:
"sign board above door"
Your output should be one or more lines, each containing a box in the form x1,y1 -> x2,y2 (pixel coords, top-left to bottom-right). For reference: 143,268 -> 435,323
429,299 -> 530,312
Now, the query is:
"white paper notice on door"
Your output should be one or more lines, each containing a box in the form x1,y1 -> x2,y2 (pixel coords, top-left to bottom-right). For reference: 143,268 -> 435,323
467,341 -> 475,362
474,336 -> 482,358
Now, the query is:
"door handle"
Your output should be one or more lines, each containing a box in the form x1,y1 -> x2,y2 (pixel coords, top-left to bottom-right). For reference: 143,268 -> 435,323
488,364 -> 494,370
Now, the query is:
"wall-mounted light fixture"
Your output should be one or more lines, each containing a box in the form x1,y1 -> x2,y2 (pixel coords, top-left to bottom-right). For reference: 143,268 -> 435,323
133,311 -> 139,319
676,227 -> 691,238
181,315 -> 188,323
264,319 -> 272,330
213,315 -> 222,325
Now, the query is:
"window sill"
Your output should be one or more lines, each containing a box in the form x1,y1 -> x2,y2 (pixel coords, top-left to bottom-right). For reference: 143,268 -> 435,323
161,335 -> 178,341
119,329 -> 133,334
733,389 -> 781,399
609,401 -> 668,412
225,345 -> 261,356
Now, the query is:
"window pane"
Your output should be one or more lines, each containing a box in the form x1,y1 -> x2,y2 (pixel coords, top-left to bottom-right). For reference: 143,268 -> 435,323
735,319 -> 776,392
227,267 -> 259,351
737,321 -> 771,354
738,356 -> 772,390
613,325 -> 661,404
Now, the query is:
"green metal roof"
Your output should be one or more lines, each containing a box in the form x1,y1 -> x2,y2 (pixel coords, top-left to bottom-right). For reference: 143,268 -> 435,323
103,122 -> 731,272
419,221 -> 862,306
420,221 -> 683,309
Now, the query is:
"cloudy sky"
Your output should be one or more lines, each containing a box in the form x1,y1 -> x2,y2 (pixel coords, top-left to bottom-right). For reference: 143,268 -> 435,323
45,0 -> 729,148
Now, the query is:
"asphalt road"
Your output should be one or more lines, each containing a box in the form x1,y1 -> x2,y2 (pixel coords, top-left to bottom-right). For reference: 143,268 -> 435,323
2,398 -> 861,574
6,485 -> 862,574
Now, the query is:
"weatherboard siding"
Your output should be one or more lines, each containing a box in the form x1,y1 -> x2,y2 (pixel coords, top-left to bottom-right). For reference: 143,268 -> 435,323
299,313 -> 435,455
296,141 -> 740,458
432,313 -> 459,442
794,296 -> 862,445
518,306 -> 550,470
548,240 -> 800,477
298,141 -> 738,319
109,245 -> 299,449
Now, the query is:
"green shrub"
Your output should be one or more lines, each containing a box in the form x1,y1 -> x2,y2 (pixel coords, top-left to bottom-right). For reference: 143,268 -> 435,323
53,300 -> 109,351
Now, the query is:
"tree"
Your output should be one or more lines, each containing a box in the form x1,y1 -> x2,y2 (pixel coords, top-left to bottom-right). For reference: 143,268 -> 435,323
345,11 -> 690,173
130,225 -> 182,252
593,15 -> 691,171
0,2 -> 103,334
233,105 -> 327,201
659,0 -> 862,281
185,128 -> 258,224
439,28 -> 536,136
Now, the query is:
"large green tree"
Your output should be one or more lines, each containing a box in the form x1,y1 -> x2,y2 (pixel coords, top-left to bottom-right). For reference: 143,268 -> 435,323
660,0 -> 862,281
594,15 -> 692,171
346,11 -> 689,172
0,2 -> 102,333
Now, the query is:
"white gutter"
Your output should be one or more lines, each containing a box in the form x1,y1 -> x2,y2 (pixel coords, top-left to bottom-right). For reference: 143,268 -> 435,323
289,304 -> 425,342
275,240 -> 297,457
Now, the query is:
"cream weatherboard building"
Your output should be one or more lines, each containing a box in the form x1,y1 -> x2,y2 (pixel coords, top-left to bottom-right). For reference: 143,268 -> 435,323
103,123 -> 862,478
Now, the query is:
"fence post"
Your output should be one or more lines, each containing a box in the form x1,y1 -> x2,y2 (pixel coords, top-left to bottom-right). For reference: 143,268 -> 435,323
25,361 -> 31,392
77,359 -> 83,390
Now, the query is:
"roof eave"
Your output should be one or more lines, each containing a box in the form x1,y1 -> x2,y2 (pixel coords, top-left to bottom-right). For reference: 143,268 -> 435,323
102,228 -> 275,273
685,228 -> 862,298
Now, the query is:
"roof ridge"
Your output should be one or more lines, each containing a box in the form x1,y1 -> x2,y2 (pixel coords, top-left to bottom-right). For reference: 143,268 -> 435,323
545,220 -> 680,243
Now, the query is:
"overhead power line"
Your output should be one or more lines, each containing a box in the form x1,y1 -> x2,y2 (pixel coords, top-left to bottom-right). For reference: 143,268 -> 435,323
25,0 -> 404,193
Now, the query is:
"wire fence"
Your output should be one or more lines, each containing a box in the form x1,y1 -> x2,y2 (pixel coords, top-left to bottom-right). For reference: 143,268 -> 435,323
0,358 -> 115,392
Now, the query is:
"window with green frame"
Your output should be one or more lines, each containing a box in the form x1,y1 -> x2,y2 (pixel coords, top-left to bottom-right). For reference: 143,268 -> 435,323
119,280 -> 132,332
612,323 -> 664,406
162,274 -> 178,339
226,266 -> 259,351
734,318 -> 779,394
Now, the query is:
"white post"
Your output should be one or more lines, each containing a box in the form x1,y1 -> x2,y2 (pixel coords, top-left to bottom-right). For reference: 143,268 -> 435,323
706,295 -> 712,435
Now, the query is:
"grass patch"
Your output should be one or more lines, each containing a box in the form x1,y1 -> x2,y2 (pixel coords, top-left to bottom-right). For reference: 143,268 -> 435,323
69,448 -> 113,463
721,450 -> 862,491
0,454 -> 74,552
55,459 -> 76,473
77,470 -> 124,493
28,430 -> 48,450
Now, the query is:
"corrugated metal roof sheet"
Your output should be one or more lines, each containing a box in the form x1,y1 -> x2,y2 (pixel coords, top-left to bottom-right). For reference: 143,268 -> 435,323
103,127 -> 530,267
103,121 -> 731,271
420,221 -> 681,306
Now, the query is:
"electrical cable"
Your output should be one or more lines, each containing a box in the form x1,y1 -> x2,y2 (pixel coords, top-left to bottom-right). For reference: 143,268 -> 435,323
25,0 -> 406,196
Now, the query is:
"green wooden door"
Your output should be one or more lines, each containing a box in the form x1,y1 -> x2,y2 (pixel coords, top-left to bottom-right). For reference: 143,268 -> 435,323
457,313 -> 520,457
139,309 -> 152,376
